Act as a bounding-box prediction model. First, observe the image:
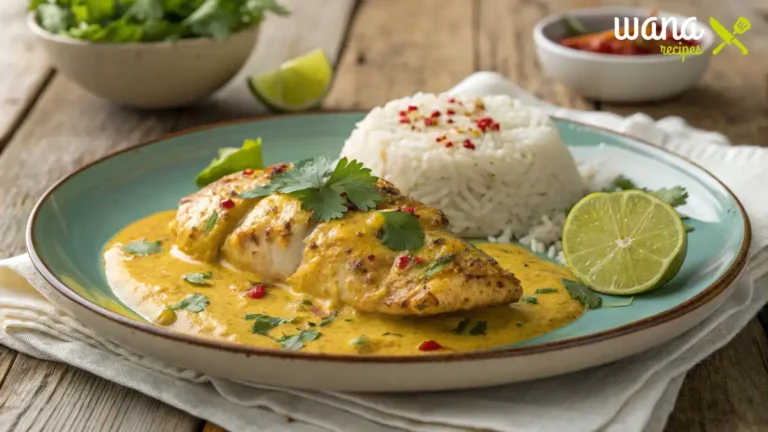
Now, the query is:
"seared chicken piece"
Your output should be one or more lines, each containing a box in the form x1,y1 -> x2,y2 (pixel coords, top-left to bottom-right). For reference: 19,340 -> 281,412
172,165 -> 522,315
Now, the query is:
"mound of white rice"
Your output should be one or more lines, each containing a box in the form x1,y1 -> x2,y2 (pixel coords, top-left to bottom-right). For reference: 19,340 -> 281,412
340,92 -> 587,239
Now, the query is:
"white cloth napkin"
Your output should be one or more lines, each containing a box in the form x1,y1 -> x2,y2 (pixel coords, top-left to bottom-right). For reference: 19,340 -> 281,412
2,71 -> 767,432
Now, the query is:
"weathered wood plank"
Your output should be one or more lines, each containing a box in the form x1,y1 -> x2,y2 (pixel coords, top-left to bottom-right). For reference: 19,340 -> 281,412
0,354 -> 201,432
324,0 -> 475,109
0,0 -> 53,148
665,319 -> 768,432
0,2 -> 357,430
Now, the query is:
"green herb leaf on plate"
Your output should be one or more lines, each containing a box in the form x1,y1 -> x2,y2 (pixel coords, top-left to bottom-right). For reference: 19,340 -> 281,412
452,317 -> 470,335
378,211 -> 425,251
275,329 -> 320,351
326,158 -> 382,212
469,321 -> 487,336
534,287 -> 558,294
382,332 -> 402,337
195,138 -> 264,187
204,211 -> 218,236
650,186 -> 688,207
167,293 -> 209,313
424,253 -> 456,279
183,272 -> 213,286
561,279 -> 603,309
122,239 -> 162,256
522,296 -> 538,305
350,335 -> 368,346
319,311 -> 338,327
245,313 -> 295,336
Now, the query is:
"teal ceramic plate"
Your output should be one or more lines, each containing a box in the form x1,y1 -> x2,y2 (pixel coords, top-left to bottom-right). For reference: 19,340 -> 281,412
25,113 -> 750,392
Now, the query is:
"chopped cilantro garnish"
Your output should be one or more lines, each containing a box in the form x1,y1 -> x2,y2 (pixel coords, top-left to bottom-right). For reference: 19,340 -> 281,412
469,321 -> 487,335
534,287 -> 557,294
196,138 -> 264,187
245,313 -> 295,336
204,211 -> 218,235
515,321 -> 524,327
452,317 -> 470,335
561,279 -> 602,309
382,332 -> 403,337
378,211 -> 425,251
239,157 -> 382,222
350,335 -> 368,346
424,253 -> 456,279
319,311 -> 338,327
182,272 -> 212,286
167,293 -> 209,313
122,239 -> 162,256
275,329 -> 320,351
522,296 -> 538,305
604,176 -> 688,208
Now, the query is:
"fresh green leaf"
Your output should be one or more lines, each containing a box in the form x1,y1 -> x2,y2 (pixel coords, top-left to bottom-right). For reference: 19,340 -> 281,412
605,175 -> 638,191
278,157 -> 335,193
350,335 -> 368,346
183,272 -> 212,286
326,158 -> 382,212
124,0 -> 165,22
522,296 -> 538,305
245,313 -> 295,336
36,4 -> 72,34
452,317 -> 470,335
195,138 -> 264,187
650,186 -> 688,207
469,321 -> 487,335
424,254 -> 456,279
561,279 -> 603,309
275,329 -> 320,350
382,332 -> 402,337
296,185 -> 347,222
167,293 -> 209,312
378,211 -> 425,251
602,297 -> 635,308
122,239 -> 163,256
319,311 -> 338,327
204,211 -> 218,236
534,287 -> 558,294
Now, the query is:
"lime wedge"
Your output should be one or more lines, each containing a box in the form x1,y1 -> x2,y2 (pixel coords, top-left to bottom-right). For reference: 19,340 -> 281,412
248,49 -> 332,112
562,190 -> 687,295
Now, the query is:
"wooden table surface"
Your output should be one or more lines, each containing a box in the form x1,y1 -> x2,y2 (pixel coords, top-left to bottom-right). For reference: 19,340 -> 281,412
1,0 -> 767,430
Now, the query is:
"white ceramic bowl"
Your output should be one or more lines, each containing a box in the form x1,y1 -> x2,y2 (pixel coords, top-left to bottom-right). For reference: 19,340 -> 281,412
533,8 -> 715,103
27,14 -> 259,109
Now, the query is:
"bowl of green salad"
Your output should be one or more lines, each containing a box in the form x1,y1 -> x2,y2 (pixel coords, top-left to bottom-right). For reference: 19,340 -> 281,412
28,0 -> 289,109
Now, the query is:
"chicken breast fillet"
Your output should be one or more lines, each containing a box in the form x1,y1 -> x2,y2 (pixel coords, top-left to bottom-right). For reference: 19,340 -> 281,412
172,165 -> 522,316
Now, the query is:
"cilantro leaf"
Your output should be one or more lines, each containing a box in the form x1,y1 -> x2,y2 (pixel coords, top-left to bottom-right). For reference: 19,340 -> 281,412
319,311 -> 338,327
452,317 -> 470,335
245,313 -> 295,336
204,211 -> 218,236
183,272 -> 213,286
195,138 -> 264,187
534,287 -> 557,294
167,293 -> 209,313
382,332 -> 402,337
350,335 -> 368,346
326,158 -> 382,211
650,187 -> 688,207
275,329 -> 320,351
122,239 -> 162,256
607,175 -> 638,191
469,321 -> 487,335
297,185 -> 347,222
424,254 -> 456,279
36,4 -> 72,34
522,296 -> 538,305
278,157 -> 334,193
561,279 -> 602,309
378,211 -> 425,251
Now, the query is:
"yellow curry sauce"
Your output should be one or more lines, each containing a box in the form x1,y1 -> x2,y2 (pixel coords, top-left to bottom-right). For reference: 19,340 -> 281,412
104,210 -> 584,355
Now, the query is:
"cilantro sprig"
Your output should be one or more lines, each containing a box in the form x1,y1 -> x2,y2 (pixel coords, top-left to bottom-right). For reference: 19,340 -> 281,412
604,175 -> 688,208
378,211 -> 425,251
239,157 -> 383,222
122,239 -> 162,256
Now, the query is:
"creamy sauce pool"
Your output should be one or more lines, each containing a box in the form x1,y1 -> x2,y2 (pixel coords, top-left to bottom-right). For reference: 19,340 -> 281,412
105,211 -> 584,355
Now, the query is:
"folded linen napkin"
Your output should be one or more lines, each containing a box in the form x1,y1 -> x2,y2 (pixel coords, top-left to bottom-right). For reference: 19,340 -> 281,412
1,71 -> 767,432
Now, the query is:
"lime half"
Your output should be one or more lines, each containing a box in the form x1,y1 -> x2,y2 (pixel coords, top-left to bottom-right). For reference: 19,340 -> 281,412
248,49 -> 332,112
562,190 -> 687,295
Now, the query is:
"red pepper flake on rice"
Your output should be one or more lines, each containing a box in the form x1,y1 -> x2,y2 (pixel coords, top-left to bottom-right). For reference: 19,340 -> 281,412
463,139 -> 476,150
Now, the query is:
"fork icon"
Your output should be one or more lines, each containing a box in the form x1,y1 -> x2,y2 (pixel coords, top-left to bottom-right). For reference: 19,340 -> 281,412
711,17 -> 750,56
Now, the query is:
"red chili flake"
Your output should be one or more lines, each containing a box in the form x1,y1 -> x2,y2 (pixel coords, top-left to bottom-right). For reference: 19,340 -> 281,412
399,118 -> 410,124
405,207 -> 415,214
430,110 -> 441,118
407,105 -> 418,111
399,110 -> 407,116
463,139 -> 476,150
435,135 -> 446,142
220,199 -> 235,209
444,141 -> 454,148
243,168 -> 254,175
446,118 -> 454,124
491,122 -> 501,131
447,97 -> 456,103
446,109 -> 456,115
476,116 -> 493,132
413,256 -> 424,264
418,340 -> 442,351
246,284 -> 266,299
424,118 -> 434,126
396,255 -> 411,270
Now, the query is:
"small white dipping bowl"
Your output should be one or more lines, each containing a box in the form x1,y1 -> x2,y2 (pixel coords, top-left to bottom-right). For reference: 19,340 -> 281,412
28,14 -> 259,109
533,8 -> 714,103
